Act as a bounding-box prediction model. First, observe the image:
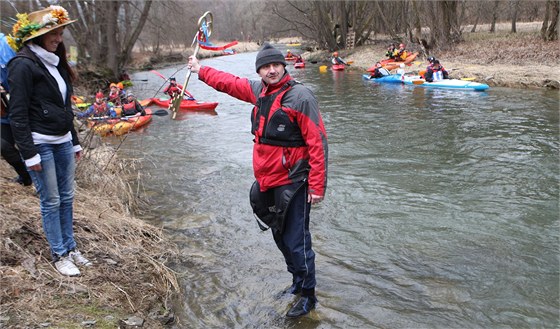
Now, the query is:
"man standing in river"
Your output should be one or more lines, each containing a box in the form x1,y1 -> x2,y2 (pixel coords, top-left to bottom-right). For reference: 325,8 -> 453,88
188,43 -> 328,318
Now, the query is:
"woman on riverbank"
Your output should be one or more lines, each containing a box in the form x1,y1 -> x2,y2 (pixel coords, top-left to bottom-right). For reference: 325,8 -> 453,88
7,5 -> 92,276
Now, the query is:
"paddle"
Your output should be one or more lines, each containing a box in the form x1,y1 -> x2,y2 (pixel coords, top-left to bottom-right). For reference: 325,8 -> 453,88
171,11 -> 213,119
89,109 -> 169,121
151,69 -> 195,100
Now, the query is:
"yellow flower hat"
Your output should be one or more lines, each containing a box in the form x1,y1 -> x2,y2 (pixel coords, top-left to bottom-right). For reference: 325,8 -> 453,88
7,5 -> 76,51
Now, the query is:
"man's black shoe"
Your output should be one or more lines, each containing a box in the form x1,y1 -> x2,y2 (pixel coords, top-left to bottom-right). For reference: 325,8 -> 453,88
288,281 -> 302,295
286,295 -> 317,318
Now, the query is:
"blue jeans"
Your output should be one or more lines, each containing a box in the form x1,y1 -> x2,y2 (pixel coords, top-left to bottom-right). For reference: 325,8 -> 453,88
28,142 -> 77,260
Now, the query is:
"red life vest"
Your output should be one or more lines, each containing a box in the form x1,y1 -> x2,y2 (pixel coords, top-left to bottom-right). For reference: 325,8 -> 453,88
92,102 -> 107,116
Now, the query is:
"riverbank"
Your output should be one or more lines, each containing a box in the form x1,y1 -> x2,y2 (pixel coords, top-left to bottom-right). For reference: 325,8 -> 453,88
0,140 -> 181,328
128,26 -> 559,91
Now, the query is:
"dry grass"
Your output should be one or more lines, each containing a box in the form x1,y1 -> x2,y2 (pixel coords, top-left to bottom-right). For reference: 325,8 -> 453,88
0,134 -> 182,328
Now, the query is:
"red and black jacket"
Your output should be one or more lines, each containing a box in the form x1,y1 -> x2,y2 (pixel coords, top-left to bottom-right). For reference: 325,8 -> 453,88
198,67 -> 328,197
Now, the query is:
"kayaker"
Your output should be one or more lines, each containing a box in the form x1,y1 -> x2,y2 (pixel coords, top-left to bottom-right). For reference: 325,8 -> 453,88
331,51 -> 347,65
286,49 -> 295,59
385,43 -> 397,59
77,92 -> 115,118
7,5 -> 92,276
188,42 -> 328,318
163,77 -> 195,100
393,43 -> 408,61
108,82 -> 126,106
122,92 -> 146,116
370,62 -> 390,78
424,59 -> 449,82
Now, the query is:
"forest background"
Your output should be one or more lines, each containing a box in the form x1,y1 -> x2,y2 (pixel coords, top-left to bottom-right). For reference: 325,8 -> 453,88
1,0 -> 558,87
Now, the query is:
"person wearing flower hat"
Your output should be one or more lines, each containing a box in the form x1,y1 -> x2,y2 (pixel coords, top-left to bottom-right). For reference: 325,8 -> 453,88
7,5 -> 92,277
188,43 -> 328,318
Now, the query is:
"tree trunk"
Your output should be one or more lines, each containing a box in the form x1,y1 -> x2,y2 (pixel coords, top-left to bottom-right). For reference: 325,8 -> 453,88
541,0 -> 551,38
510,0 -> 520,33
490,0 -> 500,33
374,0 -> 398,39
120,0 -> 153,73
106,1 -> 121,80
545,0 -> 559,41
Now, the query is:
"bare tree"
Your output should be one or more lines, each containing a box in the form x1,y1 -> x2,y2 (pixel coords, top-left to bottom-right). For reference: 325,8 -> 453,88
510,0 -> 520,33
490,0 -> 501,33
542,0 -> 559,41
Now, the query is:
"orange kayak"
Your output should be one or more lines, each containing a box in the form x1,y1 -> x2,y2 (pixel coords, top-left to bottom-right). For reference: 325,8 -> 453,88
368,52 -> 419,72
112,108 -> 153,136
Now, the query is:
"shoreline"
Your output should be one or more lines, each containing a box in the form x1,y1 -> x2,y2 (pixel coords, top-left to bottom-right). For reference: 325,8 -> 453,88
130,43 -> 559,91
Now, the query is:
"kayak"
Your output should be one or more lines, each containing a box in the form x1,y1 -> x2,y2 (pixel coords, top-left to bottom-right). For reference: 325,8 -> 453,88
90,120 -> 119,136
369,52 -> 419,72
150,97 -> 219,111
379,52 -> 418,66
87,108 -> 154,136
331,64 -> 345,71
362,74 -> 403,83
285,56 -> 297,61
402,76 -> 490,91
112,108 -> 153,136
294,61 -> 305,69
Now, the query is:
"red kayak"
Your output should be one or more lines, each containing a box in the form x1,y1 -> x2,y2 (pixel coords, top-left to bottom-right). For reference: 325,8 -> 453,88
150,97 -> 218,111
331,64 -> 345,71
294,61 -> 305,69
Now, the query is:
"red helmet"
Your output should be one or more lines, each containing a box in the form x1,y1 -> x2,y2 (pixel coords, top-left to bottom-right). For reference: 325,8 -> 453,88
333,51 -> 338,56
95,92 -> 104,99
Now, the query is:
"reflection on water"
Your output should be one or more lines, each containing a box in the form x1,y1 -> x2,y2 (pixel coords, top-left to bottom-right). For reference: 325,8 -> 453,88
118,50 -> 560,328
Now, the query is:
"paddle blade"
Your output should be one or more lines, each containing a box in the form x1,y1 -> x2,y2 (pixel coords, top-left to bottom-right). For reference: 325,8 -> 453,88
153,109 -> 169,116
170,95 -> 182,119
412,79 -> 425,85
461,77 -> 476,81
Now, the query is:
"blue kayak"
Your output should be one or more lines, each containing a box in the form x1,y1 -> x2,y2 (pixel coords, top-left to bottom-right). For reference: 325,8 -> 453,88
362,74 -> 403,83
401,75 -> 490,91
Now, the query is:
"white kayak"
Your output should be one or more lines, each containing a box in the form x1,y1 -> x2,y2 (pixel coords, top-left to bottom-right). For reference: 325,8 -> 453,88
402,76 -> 490,91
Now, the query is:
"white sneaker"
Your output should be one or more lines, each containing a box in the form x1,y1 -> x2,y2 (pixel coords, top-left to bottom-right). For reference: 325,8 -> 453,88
55,256 -> 80,276
69,250 -> 92,267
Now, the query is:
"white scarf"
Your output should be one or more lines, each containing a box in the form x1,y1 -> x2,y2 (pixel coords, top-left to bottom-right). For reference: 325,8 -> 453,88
28,43 -> 67,102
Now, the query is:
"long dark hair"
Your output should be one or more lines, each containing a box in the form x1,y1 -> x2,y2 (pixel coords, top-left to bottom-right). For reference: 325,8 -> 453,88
32,32 -> 77,82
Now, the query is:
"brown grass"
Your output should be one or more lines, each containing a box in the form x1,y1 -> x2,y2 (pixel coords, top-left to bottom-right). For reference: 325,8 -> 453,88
0,133 -> 181,328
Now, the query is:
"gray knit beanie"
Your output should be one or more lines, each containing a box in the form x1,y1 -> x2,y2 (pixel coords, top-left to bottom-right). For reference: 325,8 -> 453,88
255,43 -> 286,72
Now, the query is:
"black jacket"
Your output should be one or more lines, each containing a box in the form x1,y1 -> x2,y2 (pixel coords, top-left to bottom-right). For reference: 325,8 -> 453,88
7,45 -> 79,161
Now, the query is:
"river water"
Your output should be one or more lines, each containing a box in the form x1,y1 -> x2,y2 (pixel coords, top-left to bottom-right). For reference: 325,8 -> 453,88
118,49 -> 559,328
